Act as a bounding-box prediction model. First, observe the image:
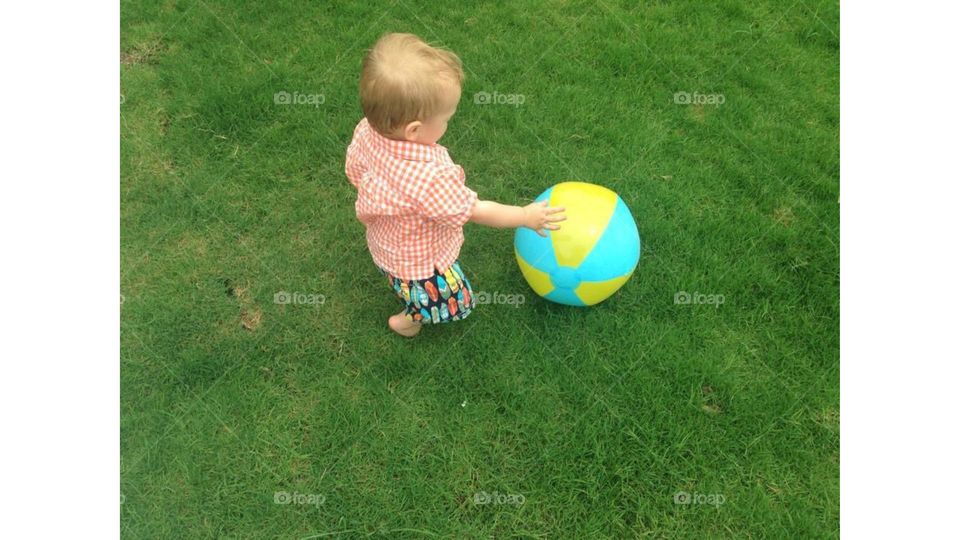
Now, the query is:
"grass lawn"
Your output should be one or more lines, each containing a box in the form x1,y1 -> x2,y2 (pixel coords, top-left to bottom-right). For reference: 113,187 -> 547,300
121,0 -> 839,537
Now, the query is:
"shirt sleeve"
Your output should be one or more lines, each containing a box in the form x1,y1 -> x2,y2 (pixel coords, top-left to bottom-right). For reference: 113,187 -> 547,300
344,122 -> 367,188
418,164 -> 478,228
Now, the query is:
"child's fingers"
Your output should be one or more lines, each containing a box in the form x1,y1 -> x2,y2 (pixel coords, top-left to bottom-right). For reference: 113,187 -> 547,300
547,214 -> 566,222
535,228 -> 547,237
545,223 -> 561,231
547,206 -> 565,214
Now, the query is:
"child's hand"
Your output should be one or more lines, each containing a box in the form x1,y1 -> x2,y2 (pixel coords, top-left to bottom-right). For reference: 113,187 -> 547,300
523,201 -> 566,237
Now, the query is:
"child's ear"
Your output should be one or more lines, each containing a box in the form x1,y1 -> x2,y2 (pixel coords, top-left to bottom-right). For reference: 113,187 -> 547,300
403,121 -> 422,142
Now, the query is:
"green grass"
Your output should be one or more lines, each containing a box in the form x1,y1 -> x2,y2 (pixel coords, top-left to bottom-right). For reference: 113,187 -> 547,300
121,0 -> 839,537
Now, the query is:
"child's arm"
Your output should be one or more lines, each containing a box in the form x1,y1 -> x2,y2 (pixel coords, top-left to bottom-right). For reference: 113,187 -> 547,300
469,200 -> 566,237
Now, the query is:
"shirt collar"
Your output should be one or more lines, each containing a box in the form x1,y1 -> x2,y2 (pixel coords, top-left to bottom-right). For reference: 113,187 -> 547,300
365,118 -> 439,162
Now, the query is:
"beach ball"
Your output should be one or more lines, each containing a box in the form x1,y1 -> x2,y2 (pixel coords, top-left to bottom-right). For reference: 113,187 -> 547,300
514,181 -> 641,306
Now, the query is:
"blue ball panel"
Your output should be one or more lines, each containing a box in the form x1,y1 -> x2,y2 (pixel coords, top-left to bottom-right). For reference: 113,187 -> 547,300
544,287 -> 586,306
575,197 -> 641,282
514,187 -> 558,274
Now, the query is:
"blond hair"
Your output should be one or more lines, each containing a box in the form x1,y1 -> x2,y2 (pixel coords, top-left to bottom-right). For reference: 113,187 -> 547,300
360,33 -> 464,135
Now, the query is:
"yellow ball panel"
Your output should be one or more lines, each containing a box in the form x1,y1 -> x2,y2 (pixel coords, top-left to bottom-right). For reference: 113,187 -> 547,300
548,182 -> 618,268
515,248 -> 555,297
574,271 -> 634,305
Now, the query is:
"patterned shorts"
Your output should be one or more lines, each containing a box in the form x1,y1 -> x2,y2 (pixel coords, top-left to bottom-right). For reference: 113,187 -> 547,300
379,260 -> 475,324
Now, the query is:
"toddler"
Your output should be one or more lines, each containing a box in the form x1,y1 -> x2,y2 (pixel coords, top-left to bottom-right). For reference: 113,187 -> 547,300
345,33 -> 565,337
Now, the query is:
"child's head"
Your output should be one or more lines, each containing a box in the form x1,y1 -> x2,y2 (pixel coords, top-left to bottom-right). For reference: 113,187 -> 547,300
360,33 -> 463,144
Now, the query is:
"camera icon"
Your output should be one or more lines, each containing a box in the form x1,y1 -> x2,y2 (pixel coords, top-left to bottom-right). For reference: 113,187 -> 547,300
274,91 -> 292,105
474,91 -> 491,105
274,291 -> 292,304
674,291 -> 692,305
473,491 -> 491,505
673,91 -> 691,105
674,491 -> 691,505
475,291 -> 491,305
274,491 -> 291,504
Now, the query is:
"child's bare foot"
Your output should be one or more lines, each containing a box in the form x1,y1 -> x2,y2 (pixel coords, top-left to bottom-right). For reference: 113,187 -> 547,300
388,312 -> 421,337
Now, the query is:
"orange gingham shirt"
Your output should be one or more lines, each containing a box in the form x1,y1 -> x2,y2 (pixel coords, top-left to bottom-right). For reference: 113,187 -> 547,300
345,118 -> 478,280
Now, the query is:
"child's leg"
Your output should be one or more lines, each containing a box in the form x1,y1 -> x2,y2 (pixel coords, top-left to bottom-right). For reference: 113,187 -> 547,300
388,310 -> 421,337
378,267 -> 423,337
